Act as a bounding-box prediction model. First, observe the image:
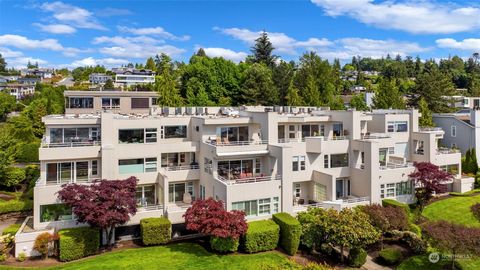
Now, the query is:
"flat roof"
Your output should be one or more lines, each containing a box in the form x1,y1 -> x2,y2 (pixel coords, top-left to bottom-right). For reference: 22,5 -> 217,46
64,90 -> 158,97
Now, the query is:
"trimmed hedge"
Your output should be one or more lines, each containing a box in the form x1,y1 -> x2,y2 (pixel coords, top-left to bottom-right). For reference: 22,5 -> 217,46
2,223 -> 21,236
140,217 -> 172,245
378,247 -> 403,265
449,188 -> 480,197
242,220 -> 279,253
272,212 -> 301,255
0,198 -> 33,214
59,227 -> 100,262
210,236 -> 239,253
348,248 -> 367,268
382,199 -> 410,215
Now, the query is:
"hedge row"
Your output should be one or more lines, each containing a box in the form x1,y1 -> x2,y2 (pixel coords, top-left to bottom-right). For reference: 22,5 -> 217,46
348,248 -> 367,268
0,198 -> 33,214
59,227 -> 100,262
210,236 -> 239,253
140,217 -> 172,245
2,223 -> 21,236
272,212 -> 301,255
242,220 -> 279,253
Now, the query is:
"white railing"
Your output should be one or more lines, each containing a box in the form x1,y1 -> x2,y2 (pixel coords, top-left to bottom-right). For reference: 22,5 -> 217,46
207,140 -> 267,147
41,140 -> 101,148
216,175 -> 282,185
361,134 -> 390,139
278,138 -> 301,143
342,196 -> 370,204
419,127 -> 443,132
380,162 -> 414,170
137,204 -> 164,212
38,178 -> 97,187
436,148 -> 459,155
328,135 -> 349,141
293,202 -> 324,212
164,164 -> 199,171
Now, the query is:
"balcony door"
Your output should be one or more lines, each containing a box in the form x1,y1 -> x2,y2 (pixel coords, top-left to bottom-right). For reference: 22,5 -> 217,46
336,178 -> 351,199
168,183 -> 185,203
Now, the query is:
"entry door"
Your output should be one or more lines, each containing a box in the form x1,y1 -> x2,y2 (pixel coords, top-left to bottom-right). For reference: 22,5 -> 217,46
336,178 -> 351,199
169,183 -> 185,203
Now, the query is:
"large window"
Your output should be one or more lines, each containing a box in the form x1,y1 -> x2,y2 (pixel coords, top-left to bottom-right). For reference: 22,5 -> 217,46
380,181 -> 413,198
50,127 -> 97,143
119,158 -> 157,174
46,160 -> 99,184
292,156 -> 306,171
119,128 -> 157,144
333,123 -> 344,137
218,126 -> 248,143
232,200 -> 258,216
102,98 -> 120,109
218,159 -> 257,180
67,97 -> 93,109
131,98 -> 149,109
168,182 -> 194,203
387,121 -> 408,132
301,124 -> 319,138
232,197 -> 279,217
164,125 -> 187,139
136,185 -> 156,207
40,204 -> 72,222
440,164 -> 459,175
330,153 -> 349,168
161,152 -> 195,167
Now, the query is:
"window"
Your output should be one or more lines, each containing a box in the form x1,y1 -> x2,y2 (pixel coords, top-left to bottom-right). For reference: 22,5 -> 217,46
200,185 -> 206,200
440,164 -> 459,175
76,161 -> 89,182
258,198 -> 271,215
255,158 -> 261,174
278,125 -> 285,140
119,157 -> 157,174
145,128 -> 157,143
219,126 -> 249,142
330,153 -> 349,168
101,98 -> 120,109
204,158 -> 212,174
50,127 -> 96,143
91,160 -> 98,176
395,182 -> 413,196
119,129 -> 144,143
68,97 -> 93,109
388,147 -> 395,155
273,197 -> 279,214
387,121 -> 408,132
314,183 -> 327,201
380,181 -> 413,198
151,98 -> 157,106
164,125 -> 187,139
136,185 -> 156,207
451,126 -> 456,137
40,204 -> 72,222
186,181 -> 195,200
324,155 -> 329,168
232,200 -> 258,216
301,124 -> 319,138
379,149 -> 387,166
292,156 -> 298,171
289,125 -> 296,139
333,123 -> 343,137
131,98 -> 149,109
46,162 -> 72,184
145,158 -> 157,172
292,156 -> 305,171
217,159 -> 257,180
295,183 -> 301,198
232,197 -> 278,217
320,125 -> 325,137
415,140 -> 425,155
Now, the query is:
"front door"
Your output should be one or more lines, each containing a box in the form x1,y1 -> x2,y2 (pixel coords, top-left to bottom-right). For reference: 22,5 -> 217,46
336,178 -> 351,199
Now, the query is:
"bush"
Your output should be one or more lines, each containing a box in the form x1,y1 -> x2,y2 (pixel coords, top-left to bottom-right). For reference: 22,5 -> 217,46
3,167 -> 26,189
302,262 -> 336,270
408,223 -> 422,236
16,142 -> 39,163
17,252 -> 26,262
272,213 -> 301,255
2,223 -> 21,236
242,220 -> 279,253
59,227 -> 99,262
140,217 -> 172,245
378,247 -> 403,265
0,253 -> 6,262
0,198 -> 33,214
382,199 -> 410,215
210,236 -> 239,253
348,247 -> 367,268
391,230 -> 427,254
33,232 -> 57,259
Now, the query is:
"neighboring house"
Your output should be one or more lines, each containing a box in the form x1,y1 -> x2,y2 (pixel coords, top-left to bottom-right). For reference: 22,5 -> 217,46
341,92 -> 374,109
0,75 -> 19,82
433,109 -> 480,166
112,68 -> 155,87
350,85 -> 366,93
89,73 -> 112,85
0,83 -> 35,99
21,68 -> 53,80
18,77 -> 41,85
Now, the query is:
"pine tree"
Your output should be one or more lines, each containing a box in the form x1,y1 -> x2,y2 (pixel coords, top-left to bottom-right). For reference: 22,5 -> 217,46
240,63 -> 278,105
415,66 -> 455,113
196,48 -> 207,57
0,53 -> 6,72
372,77 -> 405,109
250,31 -> 278,67
154,58 -> 183,107
285,81 -> 304,106
302,75 -> 321,106
104,79 -> 114,90
418,97 -> 434,127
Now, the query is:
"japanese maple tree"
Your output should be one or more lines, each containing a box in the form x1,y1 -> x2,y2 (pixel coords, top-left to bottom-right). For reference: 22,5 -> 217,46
409,162 -> 452,212
57,177 -> 138,247
183,198 -> 247,240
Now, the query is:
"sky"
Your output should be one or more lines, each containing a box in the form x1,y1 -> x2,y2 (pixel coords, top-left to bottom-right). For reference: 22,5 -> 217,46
1,0 -> 480,69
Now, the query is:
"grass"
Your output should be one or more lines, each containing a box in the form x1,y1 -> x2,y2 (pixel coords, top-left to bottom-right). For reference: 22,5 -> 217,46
398,255 -> 480,270
0,242 -> 302,270
0,190 -> 34,215
422,195 -> 480,227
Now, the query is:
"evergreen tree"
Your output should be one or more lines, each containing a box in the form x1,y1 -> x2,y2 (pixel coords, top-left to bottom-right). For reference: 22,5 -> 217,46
250,31 -> 278,67
418,97 -> 434,127
0,53 -> 6,72
154,58 -> 183,107
273,60 -> 295,105
350,93 -> 368,111
154,53 -> 173,75
240,63 -> 278,105
145,57 -> 156,71
196,48 -> 207,57
372,77 -> 405,109
103,79 -> 114,89
414,65 -> 455,113
285,81 -> 304,106
302,75 -> 321,106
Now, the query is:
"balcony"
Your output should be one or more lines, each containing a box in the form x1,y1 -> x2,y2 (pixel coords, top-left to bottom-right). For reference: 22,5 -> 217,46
305,136 -> 349,154
39,140 -> 101,161
204,140 -> 269,157
165,203 -> 191,224
41,140 -> 101,148
380,162 -> 414,170
128,205 -> 165,224
434,147 -> 461,166
436,147 -> 460,155
361,133 -> 391,140
293,202 -> 324,213
216,174 -> 281,186
160,165 -> 200,181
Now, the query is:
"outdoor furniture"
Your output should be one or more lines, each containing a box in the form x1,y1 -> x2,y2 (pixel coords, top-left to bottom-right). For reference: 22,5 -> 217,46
183,192 -> 192,204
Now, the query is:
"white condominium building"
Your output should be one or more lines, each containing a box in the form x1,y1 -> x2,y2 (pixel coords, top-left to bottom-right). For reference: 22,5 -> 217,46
112,68 -> 155,87
34,98 -> 475,234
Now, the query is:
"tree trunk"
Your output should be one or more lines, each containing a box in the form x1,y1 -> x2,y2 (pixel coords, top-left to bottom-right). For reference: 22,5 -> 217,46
340,245 -> 344,263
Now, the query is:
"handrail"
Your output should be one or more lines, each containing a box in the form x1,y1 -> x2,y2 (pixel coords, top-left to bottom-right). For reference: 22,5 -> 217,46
361,134 -> 390,139
293,202 -> 324,211
206,140 -> 267,146
342,196 -> 370,204
436,148 -> 459,154
216,175 -> 281,185
380,162 -> 414,170
278,138 -> 301,143
41,140 -> 101,148
419,127 -> 443,132
137,204 -> 164,212
164,164 -> 199,171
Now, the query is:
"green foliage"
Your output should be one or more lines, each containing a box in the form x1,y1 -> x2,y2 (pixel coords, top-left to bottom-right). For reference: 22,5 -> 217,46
372,77 -> 405,109
33,232 -> 57,259
378,247 -> 403,265
348,247 -> 367,268
3,167 -> 25,189
17,252 -> 26,262
0,253 -> 6,262
418,97 -> 434,127
241,63 -> 279,105
210,236 -> 239,253
140,217 -> 172,245
409,223 -> 422,236
72,65 -> 106,82
285,81 -> 304,106
0,91 -> 16,121
272,212 -> 301,255
302,262 -> 336,270
59,227 -> 100,262
463,148 -> 478,175
2,223 -> 21,236
249,31 -> 278,68
16,141 -> 40,163
415,64 -> 455,113
242,220 -> 279,253
382,199 -> 410,215
104,79 -> 114,89
391,230 -> 427,255
350,93 -> 369,111
0,197 -> 33,214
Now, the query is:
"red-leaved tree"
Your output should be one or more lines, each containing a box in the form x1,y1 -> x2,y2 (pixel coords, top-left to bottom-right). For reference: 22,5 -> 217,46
57,177 -> 138,247
409,162 -> 453,212
183,198 -> 247,240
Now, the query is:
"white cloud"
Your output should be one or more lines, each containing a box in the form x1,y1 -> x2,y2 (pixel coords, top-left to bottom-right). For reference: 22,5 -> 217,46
337,38 -> 429,58
197,47 -> 248,62
311,0 -> 480,34
0,34 -> 84,57
93,35 -> 185,58
436,38 -> 480,51
0,47 -> 24,58
4,57 -> 48,69
118,26 -> 190,41
40,1 -> 106,30
69,57 -> 129,68
215,27 -> 333,55
33,23 -> 76,34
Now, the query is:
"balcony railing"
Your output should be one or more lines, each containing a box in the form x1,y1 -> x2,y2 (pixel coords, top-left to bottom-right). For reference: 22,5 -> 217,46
380,162 -> 414,170
419,127 -> 443,132
293,202 -> 324,212
328,135 -> 349,141
164,164 -> 199,171
361,133 -> 391,140
342,196 -> 370,204
137,204 -> 164,212
436,148 -> 460,155
207,140 -> 267,147
41,140 -> 101,148
278,138 -> 301,143
216,175 -> 281,185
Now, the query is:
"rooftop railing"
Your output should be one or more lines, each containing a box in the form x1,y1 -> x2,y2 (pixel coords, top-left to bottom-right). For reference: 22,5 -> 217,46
41,140 -> 101,148
216,174 -> 281,185
361,133 -> 391,140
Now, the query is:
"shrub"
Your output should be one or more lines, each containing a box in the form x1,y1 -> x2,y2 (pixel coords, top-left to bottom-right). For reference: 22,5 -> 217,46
59,227 -> 100,262
140,217 -> 171,245
361,204 -> 408,232
391,230 -> 427,254
16,142 -> 39,163
0,253 -> 6,262
17,252 -> 26,262
0,198 -> 33,214
242,220 -> 279,253
378,247 -> 402,265
33,232 -> 57,259
3,167 -> 26,190
210,236 -> 239,253
472,203 -> 480,222
382,199 -> 410,215
272,212 -> 301,255
348,247 -> 367,268
302,262 -> 336,270
408,223 -> 422,236
2,223 -> 21,236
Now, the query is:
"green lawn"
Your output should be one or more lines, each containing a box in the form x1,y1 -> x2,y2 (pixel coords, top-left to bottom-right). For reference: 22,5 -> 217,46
0,243 -> 302,270
422,195 -> 480,227
398,255 -> 480,270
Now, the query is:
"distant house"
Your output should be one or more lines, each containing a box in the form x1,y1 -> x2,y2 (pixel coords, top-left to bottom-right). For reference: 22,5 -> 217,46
21,68 -> 53,80
0,83 -> 35,99
341,92 -> 374,109
89,73 -> 112,85
18,77 -> 41,85
112,68 -> 155,87
349,85 -> 367,93
0,75 -> 19,82
442,95 -> 480,109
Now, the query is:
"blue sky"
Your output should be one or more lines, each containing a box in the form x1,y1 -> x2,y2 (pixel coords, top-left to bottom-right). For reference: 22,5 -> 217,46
1,0 -> 480,69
